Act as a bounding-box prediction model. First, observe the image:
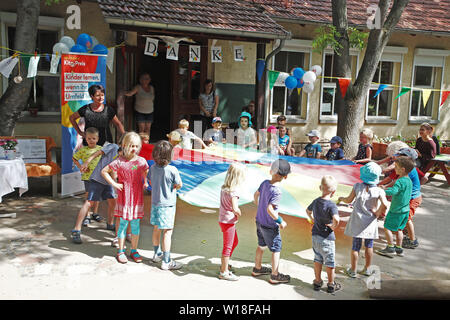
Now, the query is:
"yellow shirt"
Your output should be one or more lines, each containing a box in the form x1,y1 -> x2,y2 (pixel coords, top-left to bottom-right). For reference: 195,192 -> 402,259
73,145 -> 102,180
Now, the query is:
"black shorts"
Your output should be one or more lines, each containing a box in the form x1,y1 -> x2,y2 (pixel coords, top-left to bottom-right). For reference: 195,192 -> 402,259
135,111 -> 153,123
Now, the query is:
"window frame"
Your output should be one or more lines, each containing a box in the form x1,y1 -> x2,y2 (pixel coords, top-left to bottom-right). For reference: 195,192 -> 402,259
319,47 -> 360,123
269,39 -> 312,124
365,46 -> 408,124
408,48 -> 450,124
0,11 -> 64,118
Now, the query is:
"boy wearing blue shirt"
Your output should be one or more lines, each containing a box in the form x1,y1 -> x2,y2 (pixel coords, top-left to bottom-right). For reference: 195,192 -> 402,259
326,136 -> 344,161
299,129 -> 322,159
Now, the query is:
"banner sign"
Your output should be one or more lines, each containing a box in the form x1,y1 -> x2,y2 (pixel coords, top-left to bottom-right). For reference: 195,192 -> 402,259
60,53 -> 107,196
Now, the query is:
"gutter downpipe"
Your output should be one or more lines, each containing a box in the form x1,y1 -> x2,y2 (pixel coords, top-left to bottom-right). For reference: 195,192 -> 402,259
263,38 -> 286,127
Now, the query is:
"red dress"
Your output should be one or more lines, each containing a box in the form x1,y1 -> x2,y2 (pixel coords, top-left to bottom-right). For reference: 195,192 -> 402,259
109,155 -> 149,220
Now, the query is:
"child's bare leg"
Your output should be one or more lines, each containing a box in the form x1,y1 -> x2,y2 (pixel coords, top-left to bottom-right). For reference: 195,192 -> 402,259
73,200 -> 92,230
254,246 -> 265,269
271,251 -> 281,276
326,266 -> 335,285
314,262 -> 323,283
384,228 -> 394,246
395,230 -> 403,247
92,201 -> 99,215
350,250 -> 359,272
365,247 -> 373,269
406,220 -> 416,241
152,226 -> 162,248
220,256 -> 230,274
107,199 -> 115,225
161,229 -> 173,252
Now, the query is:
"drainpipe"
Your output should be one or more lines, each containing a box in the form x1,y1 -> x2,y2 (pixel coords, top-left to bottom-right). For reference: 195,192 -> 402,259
262,39 -> 285,128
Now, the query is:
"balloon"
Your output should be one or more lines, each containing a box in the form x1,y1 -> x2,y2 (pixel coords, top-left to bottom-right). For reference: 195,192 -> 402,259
92,44 -> 108,55
311,65 -> 322,77
284,76 -> 298,89
293,67 -> 305,80
70,44 -> 87,53
59,36 -> 75,49
52,42 -> 69,54
76,33 -> 93,49
90,36 -> 99,49
277,72 -> 290,85
303,81 -> 315,93
302,71 -> 317,83
297,78 -> 304,88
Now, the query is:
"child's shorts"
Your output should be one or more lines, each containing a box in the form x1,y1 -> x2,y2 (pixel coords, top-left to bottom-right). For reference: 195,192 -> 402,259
86,180 -> 116,201
312,234 -> 335,268
151,205 -> 176,229
256,222 -> 282,253
384,211 -> 409,231
409,196 -> 422,221
352,237 -> 374,251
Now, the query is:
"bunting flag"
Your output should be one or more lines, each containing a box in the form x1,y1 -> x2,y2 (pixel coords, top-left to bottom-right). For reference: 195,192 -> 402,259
233,45 -> 244,61
27,56 -> 40,78
211,46 -> 222,63
421,89 -> 432,108
338,78 -> 351,98
395,87 -> 411,99
166,43 -> 179,61
49,54 -> 60,74
0,55 -> 18,78
440,90 -> 450,107
144,37 -> 158,57
189,45 -> 201,62
268,70 -> 280,90
374,84 -> 388,98
106,47 -> 114,73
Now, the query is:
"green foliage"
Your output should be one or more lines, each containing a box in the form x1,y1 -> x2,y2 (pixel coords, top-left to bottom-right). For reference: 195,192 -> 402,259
312,24 -> 368,56
45,0 -> 65,5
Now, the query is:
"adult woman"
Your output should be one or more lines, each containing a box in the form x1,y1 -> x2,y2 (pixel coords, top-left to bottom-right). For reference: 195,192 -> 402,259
70,84 -> 125,146
198,79 -> 219,132
123,72 -> 155,138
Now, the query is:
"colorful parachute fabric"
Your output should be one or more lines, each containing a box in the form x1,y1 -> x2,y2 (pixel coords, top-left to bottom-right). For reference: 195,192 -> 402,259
146,143 -> 361,220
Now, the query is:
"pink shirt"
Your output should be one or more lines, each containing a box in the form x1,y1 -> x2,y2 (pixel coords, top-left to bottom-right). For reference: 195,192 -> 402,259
219,190 -> 239,224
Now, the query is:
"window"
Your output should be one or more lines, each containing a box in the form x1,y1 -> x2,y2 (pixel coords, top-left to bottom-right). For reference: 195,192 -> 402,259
319,48 -> 359,121
1,12 -> 64,116
270,39 -> 312,123
409,48 -> 450,123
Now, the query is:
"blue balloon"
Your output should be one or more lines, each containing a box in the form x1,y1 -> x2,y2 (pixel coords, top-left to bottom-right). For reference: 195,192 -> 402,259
293,67 -> 305,80
285,76 -> 298,89
92,44 -> 108,55
70,44 -> 87,53
297,78 -> 304,88
76,33 -> 93,49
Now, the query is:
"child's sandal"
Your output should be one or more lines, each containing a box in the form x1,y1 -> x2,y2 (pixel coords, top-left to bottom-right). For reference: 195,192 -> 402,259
91,214 -> 103,222
130,251 -> 143,263
116,252 -> 128,264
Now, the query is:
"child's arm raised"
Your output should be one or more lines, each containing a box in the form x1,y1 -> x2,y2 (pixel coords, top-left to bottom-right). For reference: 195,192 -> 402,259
101,165 -> 123,191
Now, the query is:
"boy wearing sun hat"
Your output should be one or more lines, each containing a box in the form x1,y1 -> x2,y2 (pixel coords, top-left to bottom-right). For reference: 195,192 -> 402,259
299,129 -> 322,159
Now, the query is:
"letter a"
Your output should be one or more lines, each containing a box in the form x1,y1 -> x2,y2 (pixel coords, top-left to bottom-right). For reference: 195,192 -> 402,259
66,5 -> 81,30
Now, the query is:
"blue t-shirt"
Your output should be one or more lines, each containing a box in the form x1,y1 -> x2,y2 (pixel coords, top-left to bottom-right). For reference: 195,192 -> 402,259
305,143 -> 322,158
326,147 -> 344,161
89,143 -> 120,185
148,164 -> 182,207
256,180 -> 282,228
278,135 -> 290,147
307,197 -> 339,240
409,168 -> 421,199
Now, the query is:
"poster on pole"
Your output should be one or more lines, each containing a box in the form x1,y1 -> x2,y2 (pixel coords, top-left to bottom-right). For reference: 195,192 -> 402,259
60,53 -> 106,197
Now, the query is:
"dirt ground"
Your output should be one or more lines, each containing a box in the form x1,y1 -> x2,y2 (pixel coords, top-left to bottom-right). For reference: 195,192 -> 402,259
0,174 -> 449,300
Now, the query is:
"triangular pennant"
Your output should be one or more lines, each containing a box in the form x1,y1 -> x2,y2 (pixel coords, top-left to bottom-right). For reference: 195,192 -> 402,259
297,88 -> 301,95
0,56 -> 19,78
373,84 -> 388,98
107,48 -> 115,73
395,87 -> 411,99
440,90 -> 450,107
421,89 -> 432,108
268,70 -> 280,90
338,78 -> 351,98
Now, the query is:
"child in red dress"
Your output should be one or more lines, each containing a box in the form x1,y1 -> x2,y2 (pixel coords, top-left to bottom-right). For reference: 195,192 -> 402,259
102,132 -> 149,264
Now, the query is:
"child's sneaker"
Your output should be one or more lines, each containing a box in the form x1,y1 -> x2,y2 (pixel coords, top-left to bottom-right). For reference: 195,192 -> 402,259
106,223 -> 116,231
327,282 -> 342,294
403,238 -> 419,249
313,279 -> 323,291
345,267 -> 357,278
376,245 -> 395,258
152,252 -> 163,263
359,267 -> 371,277
71,230 -> 82,244
111,237 -> 119,248
269,272 -> 290,284
82,217 -> 91,227
219,271 -> 239,281
161,259 -> 183,270
251,266 -> 272,277
395,246 -> 404,257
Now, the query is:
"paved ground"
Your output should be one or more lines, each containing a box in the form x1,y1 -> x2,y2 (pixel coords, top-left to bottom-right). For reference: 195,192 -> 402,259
0,174 -> 449,300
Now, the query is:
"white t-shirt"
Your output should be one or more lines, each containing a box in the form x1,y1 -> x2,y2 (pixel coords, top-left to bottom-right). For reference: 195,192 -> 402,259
176,129 -> 200,150
236,127 -> 257,149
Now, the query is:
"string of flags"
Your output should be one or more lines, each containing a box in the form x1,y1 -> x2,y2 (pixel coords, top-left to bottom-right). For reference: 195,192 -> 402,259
268,70 -> 450,107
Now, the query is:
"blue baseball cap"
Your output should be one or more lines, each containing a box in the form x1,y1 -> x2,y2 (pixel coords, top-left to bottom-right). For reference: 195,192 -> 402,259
330,136 -> 343,144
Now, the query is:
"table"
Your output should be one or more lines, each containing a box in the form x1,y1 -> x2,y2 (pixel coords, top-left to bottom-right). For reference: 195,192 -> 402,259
0,158 -> 28,218
422,154 -> 450,185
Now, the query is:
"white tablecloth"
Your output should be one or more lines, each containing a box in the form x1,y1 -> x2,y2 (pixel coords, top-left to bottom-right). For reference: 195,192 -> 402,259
0,158 -> 28,203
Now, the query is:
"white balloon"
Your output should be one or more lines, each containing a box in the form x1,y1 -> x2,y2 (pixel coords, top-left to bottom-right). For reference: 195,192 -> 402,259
302,71 -> 317,83
59,36 -> 75,49
303,81 -> 315,93
275,72 -> 290,86
52,42 -> 69,54
90,36 -> 99,49
311,65 -> 322,77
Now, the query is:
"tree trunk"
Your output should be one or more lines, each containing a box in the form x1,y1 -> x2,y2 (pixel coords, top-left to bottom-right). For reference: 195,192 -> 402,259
0,0 -> 40,136
333,0 -> 410,158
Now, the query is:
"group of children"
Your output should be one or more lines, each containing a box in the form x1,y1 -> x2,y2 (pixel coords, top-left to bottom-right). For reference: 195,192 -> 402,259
69,118 -> 437,293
